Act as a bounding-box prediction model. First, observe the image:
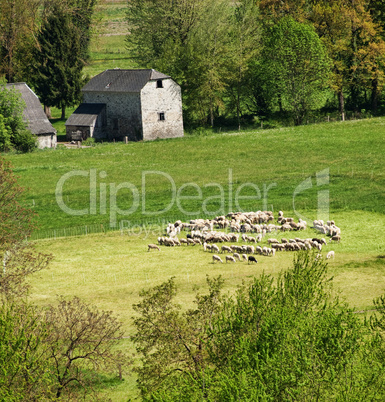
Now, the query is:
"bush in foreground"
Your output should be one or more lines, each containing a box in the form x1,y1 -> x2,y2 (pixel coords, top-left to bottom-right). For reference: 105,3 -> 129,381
133,252 -> 385,400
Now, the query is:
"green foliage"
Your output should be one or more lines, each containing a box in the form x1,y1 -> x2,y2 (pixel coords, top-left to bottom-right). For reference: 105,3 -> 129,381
260,17 -> 331,125
0,301 -> 54,400
0,78 -> 35,152
132,275 -> 225,397
82,136 -> 96,146
133,252 -> 385,400
0,114 -> 12,152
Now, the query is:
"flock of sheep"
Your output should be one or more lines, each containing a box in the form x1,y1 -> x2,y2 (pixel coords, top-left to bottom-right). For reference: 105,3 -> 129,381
148,210 -> 341,265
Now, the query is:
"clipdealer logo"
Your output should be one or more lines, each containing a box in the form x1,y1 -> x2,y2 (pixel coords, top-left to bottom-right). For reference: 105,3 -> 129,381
55,168 -> 330,227
55,169 -> 278,227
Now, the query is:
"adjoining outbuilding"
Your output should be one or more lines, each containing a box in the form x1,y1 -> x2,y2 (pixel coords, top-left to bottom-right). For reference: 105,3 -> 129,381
6,83 -> 57,149
65,68 -> 184,142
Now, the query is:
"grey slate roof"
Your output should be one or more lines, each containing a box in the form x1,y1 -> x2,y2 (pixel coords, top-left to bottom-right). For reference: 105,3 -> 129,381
82,69 -> 170,93
5,83 -> 56,135
65,103 -> 106,127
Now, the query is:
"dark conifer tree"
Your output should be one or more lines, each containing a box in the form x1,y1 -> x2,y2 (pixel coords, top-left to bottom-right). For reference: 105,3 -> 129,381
32,8 -> 85,119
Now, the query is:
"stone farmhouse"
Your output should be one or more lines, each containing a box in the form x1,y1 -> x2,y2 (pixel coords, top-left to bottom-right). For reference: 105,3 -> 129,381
6,83 -> 57,149
65,69 -> 184,142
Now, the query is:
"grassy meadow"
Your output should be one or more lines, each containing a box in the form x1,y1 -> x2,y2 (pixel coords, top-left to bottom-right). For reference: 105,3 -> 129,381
4,118 -> 384,234
4,117 -> 383,400
2,2 -> 385,399
28,210 -> 385,400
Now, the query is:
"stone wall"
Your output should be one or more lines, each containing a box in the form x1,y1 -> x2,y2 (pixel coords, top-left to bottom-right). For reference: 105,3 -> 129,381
140,79 -> 184,140
83,92 -> 142,140
37,134 -> 57,149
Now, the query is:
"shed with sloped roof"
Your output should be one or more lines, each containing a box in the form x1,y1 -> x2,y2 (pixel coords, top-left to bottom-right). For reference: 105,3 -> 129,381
65,69 -> 184,142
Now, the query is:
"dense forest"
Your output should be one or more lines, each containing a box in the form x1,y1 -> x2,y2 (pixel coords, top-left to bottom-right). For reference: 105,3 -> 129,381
1,0 -> 385,128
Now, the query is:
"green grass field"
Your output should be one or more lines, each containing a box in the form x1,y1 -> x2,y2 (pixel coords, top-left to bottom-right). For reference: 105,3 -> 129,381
4,118 -> 384,234
2,2 -> 385,399
27,210 -> 385,400
3,117 -> 383,400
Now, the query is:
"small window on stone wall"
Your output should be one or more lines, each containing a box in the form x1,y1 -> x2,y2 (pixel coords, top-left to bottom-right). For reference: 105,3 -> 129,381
158,112 -> 165,121
156,80 -> 163,88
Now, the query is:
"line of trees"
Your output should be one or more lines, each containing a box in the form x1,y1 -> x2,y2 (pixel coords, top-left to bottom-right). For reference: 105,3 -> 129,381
126,0 -> 385,127
2,0 -> 385,129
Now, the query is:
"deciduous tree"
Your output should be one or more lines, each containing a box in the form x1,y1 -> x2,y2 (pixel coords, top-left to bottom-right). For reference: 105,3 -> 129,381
0,0 -> 40,82
0,301 -> 54,400
260,17 -> 331,125
45,296 -> 126,399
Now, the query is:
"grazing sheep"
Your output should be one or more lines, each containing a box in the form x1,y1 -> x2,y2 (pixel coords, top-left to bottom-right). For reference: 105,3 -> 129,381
148,244 -> 160,252
180,238 -> 188,245
255,246 -> 263,255
221,245 -> 232,253
233,253 -> 242,261
267,238 -> 279,244
248,255 -> 258,264
330,235 -> 341,243
211,244 -> 220,253
213,254 -> 223,263
326,250 -> 335,259
226,255 -> 236,263
242,253 -> 248,261
280,224 -> 292,232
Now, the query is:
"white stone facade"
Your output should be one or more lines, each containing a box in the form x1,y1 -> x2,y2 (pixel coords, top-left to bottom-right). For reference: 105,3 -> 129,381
81,77 -> 184,141
37,134 -> 57,149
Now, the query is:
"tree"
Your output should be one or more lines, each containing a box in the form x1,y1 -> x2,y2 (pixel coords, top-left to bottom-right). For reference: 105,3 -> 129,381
45,296 -> 127,399
132,252 -> 385,400
260,17 -> 331,125
0,78 -> 36,152
184,0 -> 233,126
0,156 -> 35,249
0,0 -> 40,82
308,0 -> 385,117
31,7 -> 85,120
132,275 -> 225,398
0,301 -> 55,400
225,0 -> 260,129
126,0 -> 237,126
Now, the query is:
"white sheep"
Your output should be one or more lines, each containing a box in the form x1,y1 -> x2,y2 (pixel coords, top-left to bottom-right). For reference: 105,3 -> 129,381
148,244 -> 160,251
233,253 -> 241,261
211,244 -> 220,253
213,254 -> 223,263
226,255 -> 236,263
326,251 -> 335,259
221,245 -> 232,253
329,235 -> 341,243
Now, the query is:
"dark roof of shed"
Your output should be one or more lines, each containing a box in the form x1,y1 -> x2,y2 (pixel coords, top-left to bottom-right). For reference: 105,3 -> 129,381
65,103 -> 106,127
5,83 -> 56,135
82,69 -> 170,93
